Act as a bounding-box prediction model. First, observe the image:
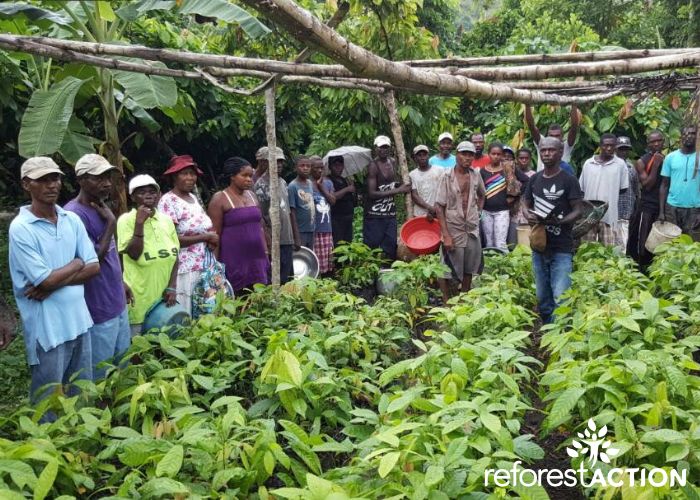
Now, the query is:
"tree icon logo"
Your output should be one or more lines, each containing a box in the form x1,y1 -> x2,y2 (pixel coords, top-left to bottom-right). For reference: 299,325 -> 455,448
566,418 -> 619,465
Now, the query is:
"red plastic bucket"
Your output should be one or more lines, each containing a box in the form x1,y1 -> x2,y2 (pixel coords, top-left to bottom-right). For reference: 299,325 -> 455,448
400,216 -> 442,255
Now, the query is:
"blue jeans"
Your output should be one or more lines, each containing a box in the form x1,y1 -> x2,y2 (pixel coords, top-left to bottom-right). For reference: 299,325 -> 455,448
89,308 -> 131,380
30,332 -> 93,407
532,251 -> 573,324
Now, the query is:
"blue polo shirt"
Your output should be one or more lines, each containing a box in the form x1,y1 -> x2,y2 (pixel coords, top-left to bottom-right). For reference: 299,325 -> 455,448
429,154 -> 456,168
661,150 -> 700,208
9,205 -> 98,365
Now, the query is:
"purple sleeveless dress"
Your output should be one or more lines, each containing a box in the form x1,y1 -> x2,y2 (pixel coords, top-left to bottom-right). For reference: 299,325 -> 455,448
219,191 -> 270,291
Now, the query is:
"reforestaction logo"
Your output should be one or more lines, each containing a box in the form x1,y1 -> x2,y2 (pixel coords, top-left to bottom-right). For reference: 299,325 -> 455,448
484,417 -> 687,490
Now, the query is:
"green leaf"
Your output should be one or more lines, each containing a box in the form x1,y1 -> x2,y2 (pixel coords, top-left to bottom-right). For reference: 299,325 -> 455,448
0,460 -> 37,489
479,410 -> 501,434
95,1 -> 116,21
615,317 -> 641,333
116,0 -> 175,21
425,465 -> 444,487
156,445 -> 184,478
19,77 -> 87,158
58,116 -> 99,165
281,350 -> 303,387
33,460 -> 58,500
666,443 -> 689,462
387,389 -> 419,413
641,429 -> 685,443
545,387 -> 585,430
113,63 -> 177,109
176,0 -> 270,39
139,477 -> 189,496
513,435 -> 545,461
378,451 -> 400,478
0,3 -> 71,25
665,365 -> 688,398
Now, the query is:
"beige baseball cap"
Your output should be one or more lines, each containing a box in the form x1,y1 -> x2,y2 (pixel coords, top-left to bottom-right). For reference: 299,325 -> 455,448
456,141 -> 476,153
128,174 -> 160,195
75,154 -> 117,177
20,157 -> 64,180
438,132 -> 453,142
255,146 -> 286,161
412,144 -> 429,155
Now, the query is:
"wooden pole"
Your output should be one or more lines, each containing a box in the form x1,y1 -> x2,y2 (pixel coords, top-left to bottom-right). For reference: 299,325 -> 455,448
380,90 -> 413,217
265,85 -> 281,287
402,48 -> 700,67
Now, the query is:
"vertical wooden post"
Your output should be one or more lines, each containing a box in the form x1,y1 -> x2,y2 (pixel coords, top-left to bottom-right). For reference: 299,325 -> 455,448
265,84 -> 281,287
381,90 -> 413,216
694,86 -> 700,179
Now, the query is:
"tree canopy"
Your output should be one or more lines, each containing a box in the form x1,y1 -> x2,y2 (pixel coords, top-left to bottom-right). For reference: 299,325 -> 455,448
0,0 -> 697,208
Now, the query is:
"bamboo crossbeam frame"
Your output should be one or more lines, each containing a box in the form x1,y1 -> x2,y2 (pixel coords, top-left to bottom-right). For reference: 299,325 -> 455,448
403,48 -> 700,67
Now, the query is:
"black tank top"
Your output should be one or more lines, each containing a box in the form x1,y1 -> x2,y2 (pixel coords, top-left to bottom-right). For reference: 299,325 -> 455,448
639,152 -> 663,212
365,158 -> 398,218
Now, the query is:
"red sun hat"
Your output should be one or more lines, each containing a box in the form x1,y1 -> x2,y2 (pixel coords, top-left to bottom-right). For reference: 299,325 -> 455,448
163,155 -> 204,176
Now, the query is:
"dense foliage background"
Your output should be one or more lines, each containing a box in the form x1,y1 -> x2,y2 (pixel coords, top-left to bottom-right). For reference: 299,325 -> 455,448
0,0 -> 697,208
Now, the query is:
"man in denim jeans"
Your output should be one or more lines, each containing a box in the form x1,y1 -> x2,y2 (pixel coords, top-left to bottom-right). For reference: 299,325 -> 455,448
523,138 -> 584,324
9,157 -> 100,407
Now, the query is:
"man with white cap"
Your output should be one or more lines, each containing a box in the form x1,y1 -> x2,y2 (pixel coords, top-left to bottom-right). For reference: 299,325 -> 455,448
9,157 -> 100,407
435,141 -> 485,301
65,154 -> 131,379
429,132 -> 456,169
364,135 -> 411,260
409,144 -> 443,218
117,175 -> 180,335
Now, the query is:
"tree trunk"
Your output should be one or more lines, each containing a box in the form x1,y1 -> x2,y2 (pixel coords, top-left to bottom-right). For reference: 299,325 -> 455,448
265,85 -> 281,287
98,69 -> 127,215
380,91 -> 412,217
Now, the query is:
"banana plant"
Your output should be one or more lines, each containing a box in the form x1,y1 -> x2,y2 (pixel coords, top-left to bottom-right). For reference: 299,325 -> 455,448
0,0 -> 269,212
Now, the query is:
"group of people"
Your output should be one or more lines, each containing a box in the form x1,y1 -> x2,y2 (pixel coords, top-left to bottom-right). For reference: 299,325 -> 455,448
374,114 -> 697,324
4,146 -> 360,406
4,102 -> 699,407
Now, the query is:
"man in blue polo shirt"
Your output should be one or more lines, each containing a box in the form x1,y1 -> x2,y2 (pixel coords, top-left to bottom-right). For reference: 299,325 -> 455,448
9,157 -> 100,406
659,124 -> 700,241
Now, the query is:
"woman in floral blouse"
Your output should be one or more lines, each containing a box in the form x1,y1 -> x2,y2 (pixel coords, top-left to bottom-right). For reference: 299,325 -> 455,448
157,155 -> 219,315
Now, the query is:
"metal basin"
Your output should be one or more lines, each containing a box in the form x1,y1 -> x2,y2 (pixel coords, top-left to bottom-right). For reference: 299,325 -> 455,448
293,246 -> 320,279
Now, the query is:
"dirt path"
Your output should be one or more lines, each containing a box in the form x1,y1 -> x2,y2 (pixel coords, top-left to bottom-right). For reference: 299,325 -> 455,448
523,325 -> 584,500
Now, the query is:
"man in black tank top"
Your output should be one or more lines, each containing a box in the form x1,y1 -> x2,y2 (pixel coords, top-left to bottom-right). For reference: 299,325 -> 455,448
363,135 -> 411,260
626,131 -> 665,269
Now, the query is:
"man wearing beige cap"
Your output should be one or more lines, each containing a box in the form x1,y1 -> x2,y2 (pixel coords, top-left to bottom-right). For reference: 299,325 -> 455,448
65,154 -> 130,379
409,144 -> 443,218
364,135 -> 411,260
435,141 -> 485,301
253,145 -> 295,283
253,145 -> 286,182
9,157 -> 100,408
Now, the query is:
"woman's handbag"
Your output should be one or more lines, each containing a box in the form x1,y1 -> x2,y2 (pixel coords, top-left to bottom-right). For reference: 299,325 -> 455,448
192,250 -> 234,319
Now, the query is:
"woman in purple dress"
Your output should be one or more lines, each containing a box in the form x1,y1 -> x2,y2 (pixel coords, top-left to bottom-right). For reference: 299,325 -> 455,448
208,157 -> 269,292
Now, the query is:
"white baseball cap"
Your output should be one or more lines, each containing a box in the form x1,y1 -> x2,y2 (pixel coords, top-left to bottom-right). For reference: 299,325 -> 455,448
20,157 -> 64,180
75,154 -> 117,177
374,135 -> 391,148
128,174 -> 160,195
438,132 -> 453,143
412,144 -> 429,155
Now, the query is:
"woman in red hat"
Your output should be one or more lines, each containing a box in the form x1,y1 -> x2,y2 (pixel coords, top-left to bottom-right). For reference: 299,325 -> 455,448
157,155 -> 219,316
